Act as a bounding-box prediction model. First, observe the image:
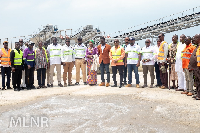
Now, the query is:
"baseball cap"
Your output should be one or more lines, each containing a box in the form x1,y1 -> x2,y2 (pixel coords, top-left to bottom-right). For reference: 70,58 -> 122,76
29,41 -> 35,45
129,37 -> 135,41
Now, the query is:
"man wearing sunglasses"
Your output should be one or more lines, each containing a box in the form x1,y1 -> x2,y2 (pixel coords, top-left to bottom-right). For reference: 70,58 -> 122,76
157,33 -> 169,89
141,39 -> 155,88
109,39 -> 125,88
61,37 -> 75,87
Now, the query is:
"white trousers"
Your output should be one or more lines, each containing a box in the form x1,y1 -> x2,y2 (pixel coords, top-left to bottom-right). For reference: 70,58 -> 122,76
177,71 -> 186,90
20,70 -> 26,87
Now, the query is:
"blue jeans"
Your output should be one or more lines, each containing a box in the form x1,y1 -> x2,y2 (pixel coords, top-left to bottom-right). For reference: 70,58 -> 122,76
100,62 -> 110,83
127,64 -> 140,84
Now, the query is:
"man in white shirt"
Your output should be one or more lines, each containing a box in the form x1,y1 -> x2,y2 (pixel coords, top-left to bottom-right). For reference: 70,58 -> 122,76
74,37 -> 87,85
175,34 -> 186,91
19,39 -> 27,89
141,39 -> 155,88
47,37 -> 63,87
125,37 -> 141,88
61,37 -> 75,87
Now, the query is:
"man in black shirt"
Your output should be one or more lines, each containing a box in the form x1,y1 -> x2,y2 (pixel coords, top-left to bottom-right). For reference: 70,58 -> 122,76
10,42 -> 24,91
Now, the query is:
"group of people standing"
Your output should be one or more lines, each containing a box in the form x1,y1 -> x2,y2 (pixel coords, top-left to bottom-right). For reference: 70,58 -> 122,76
0,33 -> 200,100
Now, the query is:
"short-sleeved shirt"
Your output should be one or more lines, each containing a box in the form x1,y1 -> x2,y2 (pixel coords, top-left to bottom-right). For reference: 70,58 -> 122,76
125,44 -> 141,64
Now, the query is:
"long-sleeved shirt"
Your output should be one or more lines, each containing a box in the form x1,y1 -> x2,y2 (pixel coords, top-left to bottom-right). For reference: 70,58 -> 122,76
141,46 -> 155,65
109,45 -> 125,66
154,45 -> 160,62
10,49 -> 23,69
158,41 -> 168,63
175,43 -> 186,72
47,43 -> 62,65
35,48 -> 49,69
23,47 -> 35,67
74,43 -> 87,60
0,48 -> 11,67
61,45 -> 75,62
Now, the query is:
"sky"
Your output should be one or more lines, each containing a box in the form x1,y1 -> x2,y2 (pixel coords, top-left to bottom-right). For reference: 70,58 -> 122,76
0,0 -> 200,48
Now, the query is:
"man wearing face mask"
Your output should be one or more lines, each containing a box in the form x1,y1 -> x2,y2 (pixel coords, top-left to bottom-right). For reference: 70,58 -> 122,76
0,41 -> 12,90
74,37 -> 87,85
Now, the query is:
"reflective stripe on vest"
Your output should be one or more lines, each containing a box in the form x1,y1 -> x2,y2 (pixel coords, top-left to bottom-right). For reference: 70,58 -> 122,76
0,48 -> 11,65
127,58 -> 138,60
111,46 -> 123,63
63,50 -> 73,56
14,49 -> 23,65
126,50 -> 139,54
158,41 -> 166,60
50,49 -> 61,51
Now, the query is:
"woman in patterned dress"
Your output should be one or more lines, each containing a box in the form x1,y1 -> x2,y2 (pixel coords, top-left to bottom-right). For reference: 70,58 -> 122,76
86,40 -> 98,85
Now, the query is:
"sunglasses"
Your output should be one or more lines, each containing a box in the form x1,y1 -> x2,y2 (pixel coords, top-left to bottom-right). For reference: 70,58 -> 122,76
65,41 -> 70,42
19,41 -> 23,42
145,41 -> 150,43
114,41 -> 119,43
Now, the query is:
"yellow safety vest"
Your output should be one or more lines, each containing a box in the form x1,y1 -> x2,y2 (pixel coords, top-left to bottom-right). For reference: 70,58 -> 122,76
14,49 -> 23,65
111,46 -> 123,63
158,41 -> 167,61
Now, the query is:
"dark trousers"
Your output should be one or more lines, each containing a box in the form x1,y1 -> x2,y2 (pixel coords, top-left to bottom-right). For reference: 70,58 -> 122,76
100,61 -> 110,83
12,68 -> 22,89
1,66 -> 11,88
112,65 -> 123,85
25,66 -> 34,87
123,65 -> 127,83
159,63 -> 168,87
37,68 -> 46,86
155,62 -> 162,86
127,64 -> 140,84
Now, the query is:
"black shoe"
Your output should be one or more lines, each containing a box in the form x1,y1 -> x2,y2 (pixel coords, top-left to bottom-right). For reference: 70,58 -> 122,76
20,87 -> 24,90
31,85 -> 36,89
75,82 -> 79,85
7,87 -> 12,89
2,87 -> 6,90
124,82 -> 127,85
50,84 -> 53,87
111,84 -> 117,87
14,88 -> 20,91
47,84 -> 51,87
119,85 -> 122,88
58,83 -> 63,87
27,87 -> 31,90
84,82 -> 87,85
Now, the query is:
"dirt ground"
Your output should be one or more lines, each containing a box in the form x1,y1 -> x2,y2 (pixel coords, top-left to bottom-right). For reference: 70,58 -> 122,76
0,72 -> 200,133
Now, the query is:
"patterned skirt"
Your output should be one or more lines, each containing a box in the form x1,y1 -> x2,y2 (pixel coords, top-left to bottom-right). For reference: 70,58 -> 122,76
87,60 -> 97,85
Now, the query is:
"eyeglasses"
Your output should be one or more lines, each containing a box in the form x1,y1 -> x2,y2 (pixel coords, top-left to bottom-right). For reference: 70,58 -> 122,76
145,41 -> 150,43
114,41 -> 119,43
